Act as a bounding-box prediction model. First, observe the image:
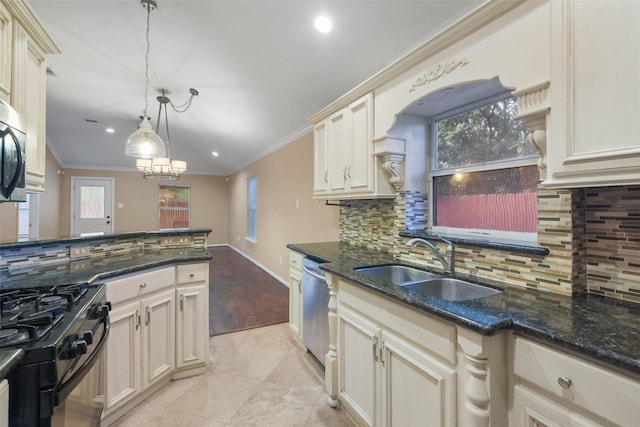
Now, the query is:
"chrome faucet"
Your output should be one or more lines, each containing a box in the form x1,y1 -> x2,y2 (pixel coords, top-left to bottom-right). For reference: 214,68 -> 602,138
406,236 -> 455,275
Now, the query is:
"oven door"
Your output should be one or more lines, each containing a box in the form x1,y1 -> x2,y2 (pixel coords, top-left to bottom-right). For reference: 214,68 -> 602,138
52,304 -> 110,427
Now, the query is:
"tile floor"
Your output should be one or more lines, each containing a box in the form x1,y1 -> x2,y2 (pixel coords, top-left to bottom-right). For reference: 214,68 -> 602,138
111,323 -> 354,427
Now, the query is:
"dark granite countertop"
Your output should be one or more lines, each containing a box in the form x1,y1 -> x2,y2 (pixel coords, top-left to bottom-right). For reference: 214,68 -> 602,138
287,241 -> 640,376
0,349 -> 24,379
0,247 -> 212,290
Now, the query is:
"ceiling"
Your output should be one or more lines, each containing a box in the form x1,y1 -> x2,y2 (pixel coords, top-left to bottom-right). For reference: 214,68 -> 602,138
30,0 -> 483,176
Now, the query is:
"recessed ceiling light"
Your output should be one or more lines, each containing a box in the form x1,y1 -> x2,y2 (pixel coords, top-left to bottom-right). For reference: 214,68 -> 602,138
105,128 -> 115,134
212,151 -> 219,157
314,16 -> 332,33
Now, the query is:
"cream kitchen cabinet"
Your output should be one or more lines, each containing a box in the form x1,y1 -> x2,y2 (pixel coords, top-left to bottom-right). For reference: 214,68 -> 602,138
2,0 -> 59,192
511,335 -> 640,427
288,250 -> 304,344
103,267 -> 175,419
0,379 -> 7,427
174,263 -> 209,376
547,0 -> 640,188
337,279 -> 457,427
313,92 -> 393,200
0,2 -> 11,103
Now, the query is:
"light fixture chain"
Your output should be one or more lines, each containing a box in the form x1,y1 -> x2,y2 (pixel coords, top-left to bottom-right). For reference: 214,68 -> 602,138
142,2 -> 151,117
164,101 -> 171,157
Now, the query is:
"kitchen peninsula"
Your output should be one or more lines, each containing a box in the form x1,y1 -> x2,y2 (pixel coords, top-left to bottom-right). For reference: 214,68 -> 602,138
0,229 -> 211,427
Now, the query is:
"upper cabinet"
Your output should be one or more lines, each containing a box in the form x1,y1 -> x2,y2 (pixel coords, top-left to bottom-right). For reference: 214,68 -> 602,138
547,0 -> 640,188
312,93 -> 395,200
2,0 -> 58,192
0,2 -> 11,103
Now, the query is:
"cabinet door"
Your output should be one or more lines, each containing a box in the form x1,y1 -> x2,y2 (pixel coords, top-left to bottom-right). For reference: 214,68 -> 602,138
11,22 -> 47,192
380,330 -> 456,427
512,384 -> 600,427
176,284 -> 208,369
313,121 -> 329,196
288,269 -> 303,340
0,3 -> 11,103
141,289 -> 175,389
327,110 -> 348,194
105,300 -> 141,410
346,93 -> 373,195
339,306 -> 381,427
549,1 -> 640,187
0,379 -> 7,427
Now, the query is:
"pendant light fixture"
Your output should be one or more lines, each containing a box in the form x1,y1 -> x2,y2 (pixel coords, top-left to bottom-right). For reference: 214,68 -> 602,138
136,88 -> 198,180
124,0 -> 165,159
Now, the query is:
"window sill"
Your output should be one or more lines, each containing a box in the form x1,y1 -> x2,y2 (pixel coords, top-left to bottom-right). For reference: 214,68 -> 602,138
399,231 -> 549,256
245,237 -> 256,244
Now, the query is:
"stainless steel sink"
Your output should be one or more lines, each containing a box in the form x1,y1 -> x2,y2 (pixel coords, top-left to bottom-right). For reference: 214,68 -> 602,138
401,278 -> 502,301
354,265 -> 439,285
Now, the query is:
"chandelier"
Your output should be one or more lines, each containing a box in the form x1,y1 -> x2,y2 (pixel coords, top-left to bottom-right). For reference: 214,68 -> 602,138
124,0 -> 164,159
135,88 -> 198,180
124,0 -> 198,180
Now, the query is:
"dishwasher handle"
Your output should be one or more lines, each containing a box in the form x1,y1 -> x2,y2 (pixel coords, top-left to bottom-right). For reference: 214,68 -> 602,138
302,265 -> 326,281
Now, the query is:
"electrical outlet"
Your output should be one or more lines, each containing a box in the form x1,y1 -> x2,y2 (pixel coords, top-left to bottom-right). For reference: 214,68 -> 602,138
70,246 -> 91,259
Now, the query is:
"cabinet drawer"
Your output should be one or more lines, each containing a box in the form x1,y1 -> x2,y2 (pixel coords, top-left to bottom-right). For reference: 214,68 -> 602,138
513,336 -> 640,427
106,267 -> 174,304
176,263 -> 208,284
290,251 -> 304,271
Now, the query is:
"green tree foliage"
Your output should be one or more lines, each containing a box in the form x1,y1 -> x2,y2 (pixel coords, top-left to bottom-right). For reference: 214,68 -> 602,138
435,97 -> 534,169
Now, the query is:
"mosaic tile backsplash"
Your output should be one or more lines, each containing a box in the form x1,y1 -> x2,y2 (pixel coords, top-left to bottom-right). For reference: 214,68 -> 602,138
339,185 -> 640,304
0,232 -> 209,271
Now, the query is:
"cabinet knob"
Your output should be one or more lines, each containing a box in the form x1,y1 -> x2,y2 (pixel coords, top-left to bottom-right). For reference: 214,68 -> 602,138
140,282 -> 147,289
189,273 -> 195,278
557,376 -> 572,389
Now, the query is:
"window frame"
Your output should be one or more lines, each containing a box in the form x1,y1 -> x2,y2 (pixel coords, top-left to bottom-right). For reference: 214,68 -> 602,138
158,184 -> 191,230
247,176 -> 257,242
428,93 -> 538,243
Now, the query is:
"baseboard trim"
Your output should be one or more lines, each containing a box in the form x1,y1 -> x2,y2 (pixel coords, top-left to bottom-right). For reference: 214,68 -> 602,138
207,244 -> 289,288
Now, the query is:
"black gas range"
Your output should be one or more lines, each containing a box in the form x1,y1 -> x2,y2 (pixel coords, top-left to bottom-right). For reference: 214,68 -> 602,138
0,282 -> 111,427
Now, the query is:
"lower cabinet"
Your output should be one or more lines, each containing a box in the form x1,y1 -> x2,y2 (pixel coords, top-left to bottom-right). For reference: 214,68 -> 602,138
288,250 -> 304,343
337,280 -> 457,427
512,384 -> 599,427
0,379 -> 8,427
511,335 -> 640,427
102,267 -> 176,422
175,263 -> 209,374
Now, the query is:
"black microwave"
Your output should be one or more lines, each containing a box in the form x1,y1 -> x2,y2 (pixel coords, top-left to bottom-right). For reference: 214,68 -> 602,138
0,99 -> 26,203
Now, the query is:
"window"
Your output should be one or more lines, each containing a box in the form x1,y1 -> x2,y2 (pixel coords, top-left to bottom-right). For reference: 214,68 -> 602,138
247,176 -> 257,241
159,185 -> 190,229
430,95 -> 538,241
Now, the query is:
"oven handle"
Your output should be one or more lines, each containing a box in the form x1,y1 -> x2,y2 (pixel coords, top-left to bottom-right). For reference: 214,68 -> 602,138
55,311 -> 110,405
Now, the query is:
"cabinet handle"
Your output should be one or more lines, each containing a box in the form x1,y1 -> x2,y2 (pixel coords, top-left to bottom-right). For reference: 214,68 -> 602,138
347,165 -> 351,179
145,306 -> 150,325
343,166 -> 348,182
135,310 -> 140,330
298,279 -> 302,293
324,171 -> 328,183
140,282 -> 147,289
189,273 -> 195,278
557,376 -> 572,389
372,336 -> 378,362
180,295 -> 184,311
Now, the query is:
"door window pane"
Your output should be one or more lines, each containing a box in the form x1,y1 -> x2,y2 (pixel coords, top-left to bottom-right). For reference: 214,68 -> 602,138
80,186 -> 105,218
159,185 -> 190,229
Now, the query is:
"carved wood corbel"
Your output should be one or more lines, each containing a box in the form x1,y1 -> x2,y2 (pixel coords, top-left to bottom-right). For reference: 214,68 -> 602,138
513,81 -> 551,182
373,136 -> 406,192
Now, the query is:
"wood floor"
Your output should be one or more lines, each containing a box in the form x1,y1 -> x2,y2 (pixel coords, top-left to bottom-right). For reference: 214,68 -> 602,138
209,246 -> 289,336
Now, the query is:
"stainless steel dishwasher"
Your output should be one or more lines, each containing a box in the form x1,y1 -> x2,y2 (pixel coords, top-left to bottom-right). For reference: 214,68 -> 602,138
302,257 -> 330,366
